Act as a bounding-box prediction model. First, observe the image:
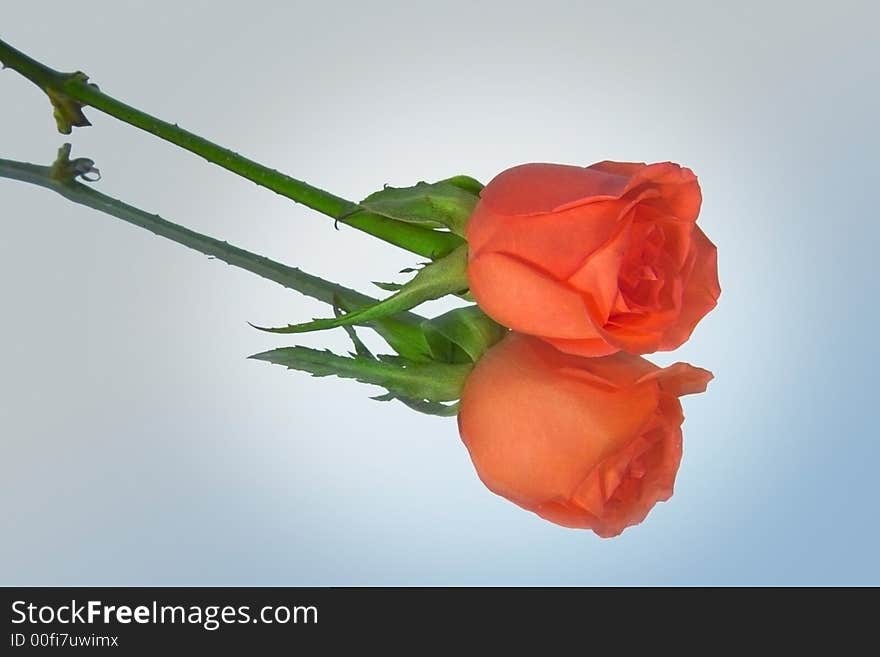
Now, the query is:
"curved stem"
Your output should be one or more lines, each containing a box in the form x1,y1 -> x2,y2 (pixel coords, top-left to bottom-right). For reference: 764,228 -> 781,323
0,38 -> 463,259
0,156 -> 433,361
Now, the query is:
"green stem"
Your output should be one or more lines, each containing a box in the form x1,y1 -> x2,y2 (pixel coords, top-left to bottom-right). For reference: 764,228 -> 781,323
0,38 -> 463,259
0,38 -> 59,89
0,156 -> 432,360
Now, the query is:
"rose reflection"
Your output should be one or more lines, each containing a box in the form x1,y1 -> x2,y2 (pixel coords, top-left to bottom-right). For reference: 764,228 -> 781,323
0,151 -> 716,539
458,333 -> 712,537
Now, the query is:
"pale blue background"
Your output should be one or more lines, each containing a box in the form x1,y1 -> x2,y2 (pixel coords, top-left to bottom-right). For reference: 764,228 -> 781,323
1,1 -> 877,585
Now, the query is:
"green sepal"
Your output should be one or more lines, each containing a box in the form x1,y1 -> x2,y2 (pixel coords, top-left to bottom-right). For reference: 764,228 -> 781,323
372,281 -> 404,292
371,393 -> 461,417
438,175 -> 484,196
333,297 -> 375,359
332,303 -> 457,415
348,178 -> 480,236
249,346 -> 472,403
422,305 -> 508,364
331,294 -> 433,363
252,244 -> 469,336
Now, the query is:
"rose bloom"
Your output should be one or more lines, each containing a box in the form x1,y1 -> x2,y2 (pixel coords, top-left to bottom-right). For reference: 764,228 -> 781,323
466,161 -> 720,356
458,333 -> 712,537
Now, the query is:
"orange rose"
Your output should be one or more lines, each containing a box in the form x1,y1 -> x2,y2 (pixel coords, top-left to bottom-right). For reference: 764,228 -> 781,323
466,161 -> 720,356
458,333 -> 712,537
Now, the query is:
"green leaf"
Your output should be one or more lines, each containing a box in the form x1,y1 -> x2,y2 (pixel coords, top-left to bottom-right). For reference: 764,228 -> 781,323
422,305 -> 508,364
252,244 -> 469,336
249,346 -> 472,403
353,180 -> 479,236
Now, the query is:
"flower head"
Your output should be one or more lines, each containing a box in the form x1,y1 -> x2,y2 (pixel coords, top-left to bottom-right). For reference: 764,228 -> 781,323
458,332 -> 712,537
466,162 -> 720,356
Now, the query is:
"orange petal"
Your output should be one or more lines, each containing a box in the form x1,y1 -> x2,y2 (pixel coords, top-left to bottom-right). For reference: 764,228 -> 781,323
638,362 -> 714,397
642,363 -> 715,397
533,500 -> 600,530
478,163 -> 631,216
658,226 -> 721,350
467,252 -> 603,340
622,162 -> 702,222
468,199 -> 629,280
458,335 -> 659,507
587,161 -> 646,177
542,336 -> 620,357
565,210 -> 633,322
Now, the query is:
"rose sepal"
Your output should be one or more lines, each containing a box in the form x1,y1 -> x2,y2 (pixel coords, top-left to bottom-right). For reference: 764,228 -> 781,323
421,306 -> 507,364
251,243 -> 469,336
248,346 -> 472,411
341,176 -> 483,237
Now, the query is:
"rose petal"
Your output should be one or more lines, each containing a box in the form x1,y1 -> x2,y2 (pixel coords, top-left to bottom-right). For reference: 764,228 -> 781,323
458,334 -> 702,537
467,161 -> 714,358
542,336 -> 621,357
468,199 -> 628,280
467,251 -> 603,340
638,362 -> 714,397
587,161 -> 646,177
478,163 -> 631,216
658,226 -> 721,350
458,335 -> 659,506
533,500 -> 601,530
622,162 -> 702,222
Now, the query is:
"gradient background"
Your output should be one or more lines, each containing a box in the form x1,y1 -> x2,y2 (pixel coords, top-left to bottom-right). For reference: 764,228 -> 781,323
1,1 -> 877,585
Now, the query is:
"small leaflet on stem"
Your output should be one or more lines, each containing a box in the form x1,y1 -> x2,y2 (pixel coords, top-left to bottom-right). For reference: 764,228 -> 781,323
49,143 -> 101,183
46,71 -> 93,134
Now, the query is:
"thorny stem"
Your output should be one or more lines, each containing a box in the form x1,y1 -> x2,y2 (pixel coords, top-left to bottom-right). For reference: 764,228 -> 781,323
0,38 -> 464,259
0,155 -> 433,360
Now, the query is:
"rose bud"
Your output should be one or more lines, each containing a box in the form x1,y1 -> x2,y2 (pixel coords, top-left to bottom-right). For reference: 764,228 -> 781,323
457,332 -> 712,537
466,161 -> 720,356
